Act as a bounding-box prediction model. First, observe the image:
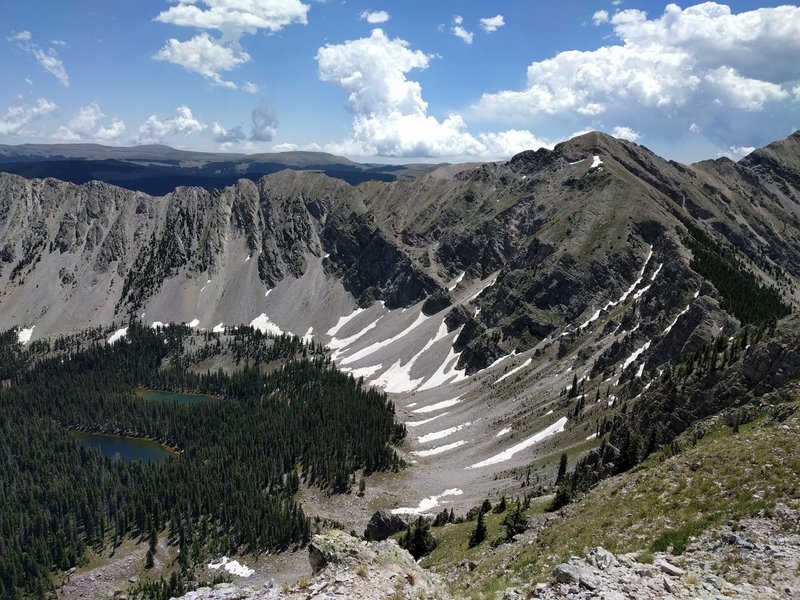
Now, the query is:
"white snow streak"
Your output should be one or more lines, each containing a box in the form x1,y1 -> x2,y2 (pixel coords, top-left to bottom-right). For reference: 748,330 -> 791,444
108,327 -> 128,345
390,488 -> 463,515
370,320 -> 450,393
412,397 -> 462,414
412,440 -> 467,457
494,358 -> 533,385
405,412 -> 449,427
466,274 -> 498,302
212,322 -> 225,333
590,155 -> 603,169
418,422 -> 472,444
448,271 -> 465,291
326,308 -> 366,337
340,313 -> 428,366
188,318 -> 200,328
468,417 -> 568,469
622,340 -> 652,371
151,321 -> 165,329
496,427 -> 512,438
302,327 -> 314,345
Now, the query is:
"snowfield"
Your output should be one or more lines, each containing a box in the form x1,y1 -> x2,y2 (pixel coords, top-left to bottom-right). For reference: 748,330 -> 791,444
468,417 -> 568,469
390,488 -> 463,515
208,557 -> 254,578
107,327 -> 128,345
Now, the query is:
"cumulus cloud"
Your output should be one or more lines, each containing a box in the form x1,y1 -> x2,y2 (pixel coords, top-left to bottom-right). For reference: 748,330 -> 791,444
474,3 -> 800,149
55,103 -> 126,142
8,31 -> 69,86
592,10 -> 610,25
155,0 -> 309,36
211,122 -> 246,145
360,10 -> 389,24
154,32 -> 250,88
154,0 -> 309,89
480,14 -> 505,33
451,15 -> 473,44
0,97 -> 58,136
241,81 -> 260,94
316,28 -> 547,159
137,105 -> 206,144
250,102 -> 278,141
611,126 -> 640,141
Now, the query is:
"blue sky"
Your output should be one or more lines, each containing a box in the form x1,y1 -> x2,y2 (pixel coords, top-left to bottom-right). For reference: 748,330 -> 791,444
1,1 -> 798,163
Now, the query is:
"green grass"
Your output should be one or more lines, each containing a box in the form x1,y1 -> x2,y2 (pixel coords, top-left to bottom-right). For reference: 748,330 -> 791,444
435,394 -> 800,597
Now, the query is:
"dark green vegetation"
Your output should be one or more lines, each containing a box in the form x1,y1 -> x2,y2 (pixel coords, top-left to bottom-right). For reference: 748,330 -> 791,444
683,223 -> 791,326
140,390 -> 214,405
399,517 -> 438,560
0,324 -> 404,597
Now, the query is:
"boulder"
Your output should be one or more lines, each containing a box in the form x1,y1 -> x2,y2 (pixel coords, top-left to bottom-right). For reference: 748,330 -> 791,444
308,530 -> 363,574
366,509 -> 407,542
553,563 -> 583,584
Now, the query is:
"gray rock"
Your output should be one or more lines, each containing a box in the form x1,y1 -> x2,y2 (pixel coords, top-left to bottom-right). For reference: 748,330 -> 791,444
656,559 -> 685,577
662,575 -> 681,594
587,546 -> 617,570
365,509 -> 407,542
553,563 -> 583,584
579,573 -> 600,590
722,532 -> 755,550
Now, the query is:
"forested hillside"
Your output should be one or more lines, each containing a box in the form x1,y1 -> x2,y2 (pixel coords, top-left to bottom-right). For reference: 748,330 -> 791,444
0,324 -> 404,597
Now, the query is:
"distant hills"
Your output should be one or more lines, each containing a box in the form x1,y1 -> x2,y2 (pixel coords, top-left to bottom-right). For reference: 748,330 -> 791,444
0,142 -> 444,194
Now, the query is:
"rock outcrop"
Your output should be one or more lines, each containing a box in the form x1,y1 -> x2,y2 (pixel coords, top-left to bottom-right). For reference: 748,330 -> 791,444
175,530 -> 451,599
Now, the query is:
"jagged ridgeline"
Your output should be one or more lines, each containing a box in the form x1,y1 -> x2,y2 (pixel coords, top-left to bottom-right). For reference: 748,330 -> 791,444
0,324 -> 404,597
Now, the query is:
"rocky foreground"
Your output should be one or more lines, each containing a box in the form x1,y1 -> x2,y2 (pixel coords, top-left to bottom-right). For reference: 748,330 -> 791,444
174,530 -> 451,599
504,502 -> 800,600
175,501 -> 800,600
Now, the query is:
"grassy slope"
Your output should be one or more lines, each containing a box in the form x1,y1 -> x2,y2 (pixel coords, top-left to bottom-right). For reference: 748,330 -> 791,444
425,387 -> 800,598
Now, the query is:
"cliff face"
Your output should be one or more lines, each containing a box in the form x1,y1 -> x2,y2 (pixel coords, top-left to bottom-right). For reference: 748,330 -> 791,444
0,130 -> 798,380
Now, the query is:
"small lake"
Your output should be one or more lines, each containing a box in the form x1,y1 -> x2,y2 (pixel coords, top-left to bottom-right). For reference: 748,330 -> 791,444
72,431 -> 172,464
140,389 -> 214,405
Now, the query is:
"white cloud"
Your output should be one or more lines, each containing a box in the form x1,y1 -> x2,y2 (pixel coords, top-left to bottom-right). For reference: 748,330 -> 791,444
155,0 -> 310,36
0,97 -> 57,136
592,10 -> 610,25
155,33 -> 249,88
719,145 -> 756,159
272,142 -> 298,152
474,3 -> 800,149
56,103 -> 125,142
137,105 -> 206,144
611,126 -> 640,141
480,14 -> 505,33
241,81 -> 260,94
9,32 -> 69,87
451,15 -> 473,44
477,129 -> 553,156
250,102 -> 278,141
154,0 -> 309,89
211,122 -> 246,145
360,10 -> 389,24
8,30 -> 32,42
316,28 -> 547,159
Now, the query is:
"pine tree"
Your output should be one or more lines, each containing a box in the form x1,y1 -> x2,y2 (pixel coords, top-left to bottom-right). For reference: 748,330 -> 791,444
468,509 -> 487,548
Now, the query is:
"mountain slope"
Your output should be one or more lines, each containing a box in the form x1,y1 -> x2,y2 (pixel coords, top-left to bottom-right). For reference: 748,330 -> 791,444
1,131 -> 798,516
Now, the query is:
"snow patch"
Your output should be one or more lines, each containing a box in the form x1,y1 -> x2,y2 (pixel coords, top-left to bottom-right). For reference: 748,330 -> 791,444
448,271 -> 465,291
586,432 -> 598,441
302,327 -> 314,345
326,308 -> 366,337
418,422 -> 472,444
494,358 -> 533,385
466,274 -> 498,302
340,312 -> 428,366
151,321 -> 165,329
342,363 -> 383,379
412,440 -> 467,457
370,320 -> 450,393
622,340 -> 652,371
250,313 -> 284,337
188,318 -> 200,328
496,427 -> 512,438
212,323 -> 225,333
590,155 -> 603,169
468,417 -> 568,469
391,488 -> 463,516
412,397 -> 462,414
17,325 -> 35,345
108,327 -> 128,345
208,557 -> 254,578
405,413 -> 449,427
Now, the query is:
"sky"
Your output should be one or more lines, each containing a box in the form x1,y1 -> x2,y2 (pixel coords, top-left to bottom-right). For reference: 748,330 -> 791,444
0,1 -> 798,163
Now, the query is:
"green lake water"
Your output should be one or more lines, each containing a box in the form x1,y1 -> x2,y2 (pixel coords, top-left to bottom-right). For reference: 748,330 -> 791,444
72,431 -> 171,464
